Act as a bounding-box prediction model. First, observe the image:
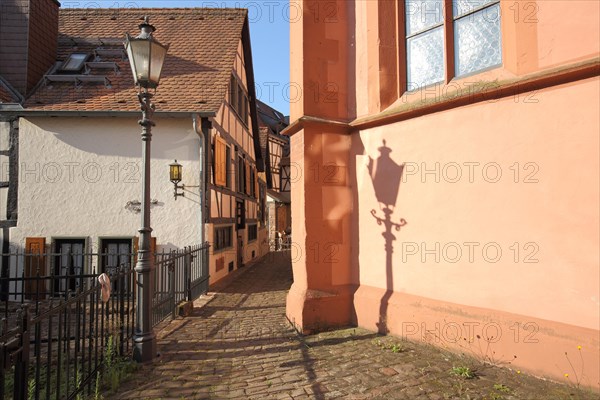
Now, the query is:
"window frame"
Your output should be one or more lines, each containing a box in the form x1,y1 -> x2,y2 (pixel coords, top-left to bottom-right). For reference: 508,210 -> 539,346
213,225 -> 233,251
237,155 -> 246,194
236,200 -> 246,230
280,165 -> 291,193
99,237 -> 134,273
229,73 -> 249,127
452,0 -> 502,78
405,0 -> 445,89
59,53 -> 90,73
248,224 -> 258,242
401,0 -> 502,93
52,237 -> 87,295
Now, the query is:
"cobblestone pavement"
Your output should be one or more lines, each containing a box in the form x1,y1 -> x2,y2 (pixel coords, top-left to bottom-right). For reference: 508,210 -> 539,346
111,251 -> 597,400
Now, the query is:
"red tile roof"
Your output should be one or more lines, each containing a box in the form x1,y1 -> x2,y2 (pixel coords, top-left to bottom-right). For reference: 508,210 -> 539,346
25,8 -> 247,113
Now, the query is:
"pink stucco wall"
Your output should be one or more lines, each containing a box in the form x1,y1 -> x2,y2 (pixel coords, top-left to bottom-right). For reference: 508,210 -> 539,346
285,0 -> 600,388
352,77 -> 600,385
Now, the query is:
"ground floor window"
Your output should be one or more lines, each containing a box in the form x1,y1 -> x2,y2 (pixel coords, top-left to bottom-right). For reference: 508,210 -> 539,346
100,238 -> 133,274
248,224 -> 258,242
53,238 -> 85,294
214,226 -> 233,251
236,199 -> 246,229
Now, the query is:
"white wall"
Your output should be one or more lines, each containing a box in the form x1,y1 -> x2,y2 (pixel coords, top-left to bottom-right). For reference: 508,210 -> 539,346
10,116 -> 203,257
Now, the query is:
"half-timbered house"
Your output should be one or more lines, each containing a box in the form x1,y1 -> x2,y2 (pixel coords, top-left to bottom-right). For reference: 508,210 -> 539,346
0,4 -> 268,289
256,100 -> 290,246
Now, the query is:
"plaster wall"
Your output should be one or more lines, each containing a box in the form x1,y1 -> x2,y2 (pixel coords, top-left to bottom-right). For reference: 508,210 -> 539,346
286,0 -> 600,387
352,77 -> 600,385
9,116 -> 203,256
352,0 -> 600,116
290,0 -> 304,122
525,0 -> 600,72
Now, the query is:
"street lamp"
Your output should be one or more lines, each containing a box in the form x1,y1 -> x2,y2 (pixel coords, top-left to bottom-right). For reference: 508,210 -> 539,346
125,16 -> 169,363
169,160 -> 185,199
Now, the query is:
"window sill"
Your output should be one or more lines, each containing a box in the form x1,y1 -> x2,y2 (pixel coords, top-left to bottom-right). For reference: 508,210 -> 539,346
281,58 -> 599,136
352,58 -> 599,131
213,246 -> 233,254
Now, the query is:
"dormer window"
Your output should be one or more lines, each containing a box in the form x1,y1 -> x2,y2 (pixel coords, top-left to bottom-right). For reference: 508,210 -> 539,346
60,53 -> 89,72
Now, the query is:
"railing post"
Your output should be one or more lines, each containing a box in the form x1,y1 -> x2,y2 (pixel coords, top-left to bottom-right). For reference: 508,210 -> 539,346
184,248 -> 191,302
13,305 -> 30,400
205,243 -> 210,293
119,266 -> 125,356
169,260 -> 176,320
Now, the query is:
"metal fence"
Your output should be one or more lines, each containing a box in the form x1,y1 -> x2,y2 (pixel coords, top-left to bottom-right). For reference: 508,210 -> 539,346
0,242 -> 210,400
269,236 -> 293,252
0,266 -> 134,400
152,243 -> 210,327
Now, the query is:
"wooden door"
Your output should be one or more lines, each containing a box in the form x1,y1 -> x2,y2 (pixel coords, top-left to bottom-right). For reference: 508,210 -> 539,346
276,206 -> 287,233
25,237 -> 46,300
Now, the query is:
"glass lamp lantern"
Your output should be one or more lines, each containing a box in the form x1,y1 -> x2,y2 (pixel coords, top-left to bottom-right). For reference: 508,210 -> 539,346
169,160 -> 185,199
125,16 -> 170,89
169,160 -> 182,184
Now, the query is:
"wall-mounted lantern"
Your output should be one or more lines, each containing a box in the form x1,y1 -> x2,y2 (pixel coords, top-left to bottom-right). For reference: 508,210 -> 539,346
169,160 -> 184,199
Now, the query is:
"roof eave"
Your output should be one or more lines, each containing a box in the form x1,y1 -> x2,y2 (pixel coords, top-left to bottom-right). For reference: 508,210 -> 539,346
0,104 -> 25,112
241,15 -> 266,173
0,110 -> 216,118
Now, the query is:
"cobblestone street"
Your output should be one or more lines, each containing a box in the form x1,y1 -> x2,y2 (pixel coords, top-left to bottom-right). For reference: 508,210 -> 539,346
111,251 -> 597,399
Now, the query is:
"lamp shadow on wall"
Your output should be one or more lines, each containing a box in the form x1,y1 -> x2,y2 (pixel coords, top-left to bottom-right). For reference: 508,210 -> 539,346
367,140 -> 407,334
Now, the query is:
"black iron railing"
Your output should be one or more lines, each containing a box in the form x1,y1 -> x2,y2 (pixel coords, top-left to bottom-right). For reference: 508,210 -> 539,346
152,243 -> 210,327
0,242 -> 210,399
0,266 -> 134,400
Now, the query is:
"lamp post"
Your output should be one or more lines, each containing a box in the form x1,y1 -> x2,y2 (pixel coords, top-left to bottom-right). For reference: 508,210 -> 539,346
125,16 -> 169,363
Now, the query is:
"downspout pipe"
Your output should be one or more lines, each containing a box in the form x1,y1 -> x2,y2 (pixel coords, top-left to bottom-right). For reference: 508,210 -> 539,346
192,114 -> 212,244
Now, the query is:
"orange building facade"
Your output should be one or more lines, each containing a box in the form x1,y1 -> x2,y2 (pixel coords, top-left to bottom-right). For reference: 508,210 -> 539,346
284,0 -> 599,387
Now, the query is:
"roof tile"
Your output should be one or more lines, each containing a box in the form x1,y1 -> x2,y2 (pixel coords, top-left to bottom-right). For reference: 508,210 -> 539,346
24,8 -> 247,113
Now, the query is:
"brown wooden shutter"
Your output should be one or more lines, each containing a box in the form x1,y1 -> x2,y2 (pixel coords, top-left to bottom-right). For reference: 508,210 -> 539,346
132,237 -> 139,263
245,161 -> 251,195
25,237 -> 46,300
150,237 -> 157,257
215,136 -> 227,186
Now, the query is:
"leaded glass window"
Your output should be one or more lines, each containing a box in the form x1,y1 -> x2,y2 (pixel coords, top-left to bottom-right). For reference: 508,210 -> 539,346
404,0 -> 502,90
406,0 -> 445,88
454,0 -> 502,77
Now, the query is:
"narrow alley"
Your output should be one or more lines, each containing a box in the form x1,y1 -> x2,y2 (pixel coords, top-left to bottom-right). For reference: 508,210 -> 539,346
111,252 -> 594,400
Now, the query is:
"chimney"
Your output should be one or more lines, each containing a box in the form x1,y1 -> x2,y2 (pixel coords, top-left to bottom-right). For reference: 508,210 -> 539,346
0,0 -> 60,98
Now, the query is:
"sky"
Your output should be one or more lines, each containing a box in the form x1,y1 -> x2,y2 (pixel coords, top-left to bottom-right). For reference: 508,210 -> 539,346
63,0 -> 291,115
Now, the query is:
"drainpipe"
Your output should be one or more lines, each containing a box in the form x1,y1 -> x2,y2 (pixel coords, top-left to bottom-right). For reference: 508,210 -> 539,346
192,114 -> 211,244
